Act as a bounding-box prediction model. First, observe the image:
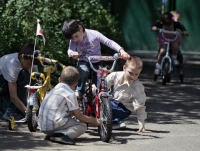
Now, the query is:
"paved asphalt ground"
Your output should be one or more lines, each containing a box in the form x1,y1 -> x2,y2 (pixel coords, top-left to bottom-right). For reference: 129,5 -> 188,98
0,52 -> 200,151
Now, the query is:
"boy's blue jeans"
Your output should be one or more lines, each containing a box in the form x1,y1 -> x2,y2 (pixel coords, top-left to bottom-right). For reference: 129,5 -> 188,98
76,61 -> 102,96
0,70 -> 30,114
111,99 -> 131,123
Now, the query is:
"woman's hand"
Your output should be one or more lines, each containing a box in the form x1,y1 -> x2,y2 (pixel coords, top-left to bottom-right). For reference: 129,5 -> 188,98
137,125 -> 151,133
94,118 -> 102,126
152,26 -> 157,31
69,52 -> 79,59
119,49 -> 130,60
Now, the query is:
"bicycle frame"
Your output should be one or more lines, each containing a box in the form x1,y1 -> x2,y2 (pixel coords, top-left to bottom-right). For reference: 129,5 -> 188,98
15,54 -> 65,125
159,29 -> 180,74
83,54 -> 120,117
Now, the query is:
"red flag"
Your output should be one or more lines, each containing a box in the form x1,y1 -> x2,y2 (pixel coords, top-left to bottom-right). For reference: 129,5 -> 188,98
36,19 -> 45,45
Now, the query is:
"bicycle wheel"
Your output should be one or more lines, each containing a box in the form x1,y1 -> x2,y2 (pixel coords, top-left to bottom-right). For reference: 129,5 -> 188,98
27,93 -> 40,132
162,59 -> 170,85
98,97 -> 112,142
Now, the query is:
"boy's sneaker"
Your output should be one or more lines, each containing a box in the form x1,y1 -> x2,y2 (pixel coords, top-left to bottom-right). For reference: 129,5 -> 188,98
112,121 -> 126,130
172,55 -> 179,66
2,110 -> 24,121
50,135 -> 75,145
173,59 -> 179,66
154,63 -> 161,75
154,68 -> 160,75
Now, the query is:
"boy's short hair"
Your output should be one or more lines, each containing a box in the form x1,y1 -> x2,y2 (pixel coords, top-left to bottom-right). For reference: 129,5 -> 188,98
161,12 -> 173,26
62,19 -> 85,39
125,56 -> 143,70
18,43 -> 40,64
18,44 -> 39,57
60,66 -> 80,86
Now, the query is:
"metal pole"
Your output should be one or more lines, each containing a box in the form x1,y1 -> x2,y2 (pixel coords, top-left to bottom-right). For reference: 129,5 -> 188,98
161,0 -> 165,14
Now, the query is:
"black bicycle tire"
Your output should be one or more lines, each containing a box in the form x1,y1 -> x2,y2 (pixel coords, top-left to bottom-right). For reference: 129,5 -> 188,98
162,60 -> 170,85
27,94 -> 40,132
98,97 -> 112,142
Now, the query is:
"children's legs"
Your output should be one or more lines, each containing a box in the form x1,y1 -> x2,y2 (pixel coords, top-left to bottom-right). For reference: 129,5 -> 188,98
76,61 -> 90,97
154,45 -> 166,75
157,46 -> 166,64
43,116 -> 87,139
171,41 -> 179,55
92,62 -> 103,89
171,42 -> 180,65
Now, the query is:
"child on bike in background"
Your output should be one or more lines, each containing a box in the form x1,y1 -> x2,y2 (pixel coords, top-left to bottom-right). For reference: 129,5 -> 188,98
38,66 -> 101,145
61,19 -> 130,99
151,12 -> 188,76
0,44 -> 39,121
106,56 -> 151,132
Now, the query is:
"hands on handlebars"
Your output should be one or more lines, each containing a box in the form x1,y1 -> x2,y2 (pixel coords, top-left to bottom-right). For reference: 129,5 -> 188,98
69,50 -> 131,60
151,26 -> 189,36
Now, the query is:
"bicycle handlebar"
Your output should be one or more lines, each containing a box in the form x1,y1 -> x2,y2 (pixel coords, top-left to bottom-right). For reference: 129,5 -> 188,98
21,54 -> 66,69
69,53 -> 122,73
154,28 -> 180,42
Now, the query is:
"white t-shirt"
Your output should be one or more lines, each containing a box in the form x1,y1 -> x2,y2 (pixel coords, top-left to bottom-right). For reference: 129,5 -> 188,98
38,83 -> 79,131
0,53 -> 39,82
0,53 -> 23,82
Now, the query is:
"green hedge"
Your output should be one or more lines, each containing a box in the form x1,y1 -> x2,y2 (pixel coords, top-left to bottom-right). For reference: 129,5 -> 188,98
0,0 -> 122,63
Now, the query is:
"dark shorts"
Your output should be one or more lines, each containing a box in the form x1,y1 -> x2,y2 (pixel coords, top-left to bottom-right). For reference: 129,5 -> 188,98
0,70 -> 30,113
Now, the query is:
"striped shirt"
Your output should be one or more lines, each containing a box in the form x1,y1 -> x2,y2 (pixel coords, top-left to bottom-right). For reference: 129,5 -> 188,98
106,71 -> 147,126
37,83 -> 79,131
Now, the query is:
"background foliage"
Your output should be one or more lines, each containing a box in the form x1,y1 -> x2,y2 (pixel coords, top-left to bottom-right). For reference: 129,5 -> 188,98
0,0 -> 122,63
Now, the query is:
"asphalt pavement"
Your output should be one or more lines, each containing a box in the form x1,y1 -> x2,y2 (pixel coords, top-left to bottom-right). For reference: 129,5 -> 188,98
0,52 -> 200,151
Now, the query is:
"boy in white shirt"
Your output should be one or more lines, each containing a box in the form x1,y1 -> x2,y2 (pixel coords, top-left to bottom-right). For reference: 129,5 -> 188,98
38,66 -> 101,145
0,44 -> 39,121
106,56 -> 151,132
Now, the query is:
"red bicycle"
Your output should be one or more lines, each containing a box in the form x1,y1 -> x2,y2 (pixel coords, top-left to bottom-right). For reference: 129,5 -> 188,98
72,53 -> 122,142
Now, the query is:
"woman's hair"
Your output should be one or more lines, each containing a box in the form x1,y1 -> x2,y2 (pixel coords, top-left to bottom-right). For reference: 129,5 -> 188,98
18,44 -> 40,64
161,12 -> 173,26
125,56 -> 143,70
18,44 -> 39,56
62,19 -> 85,39
171,10 -> 182,21
60,66 -> 80,86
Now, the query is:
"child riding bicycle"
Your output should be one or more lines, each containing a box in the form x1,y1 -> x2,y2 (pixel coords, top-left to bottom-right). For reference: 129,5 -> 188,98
61,19 -> 130,99
151,12 -> 188,76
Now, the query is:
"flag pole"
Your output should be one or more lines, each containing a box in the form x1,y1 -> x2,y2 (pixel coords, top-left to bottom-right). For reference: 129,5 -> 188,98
26,19 -> 40,104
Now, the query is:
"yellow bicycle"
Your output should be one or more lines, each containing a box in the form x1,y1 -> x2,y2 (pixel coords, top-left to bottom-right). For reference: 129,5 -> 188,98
9,52 -> 66,131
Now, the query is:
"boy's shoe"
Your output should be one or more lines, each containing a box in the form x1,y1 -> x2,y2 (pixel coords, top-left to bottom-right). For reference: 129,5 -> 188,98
2,110 -> 24,121
173,59 -> 179,66
154,63 -> 161,75
154,68 -> 160,75
112,121 -> 126,130
50,135 -> 75,145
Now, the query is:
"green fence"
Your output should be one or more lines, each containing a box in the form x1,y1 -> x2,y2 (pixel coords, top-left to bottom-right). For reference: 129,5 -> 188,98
101,0 -> 200,52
